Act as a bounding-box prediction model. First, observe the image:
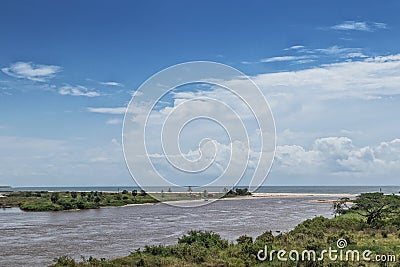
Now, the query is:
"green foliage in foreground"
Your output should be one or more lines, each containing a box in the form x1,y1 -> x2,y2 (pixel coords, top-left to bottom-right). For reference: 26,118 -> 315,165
0,190 -> 159,211
50,193 -> 400,267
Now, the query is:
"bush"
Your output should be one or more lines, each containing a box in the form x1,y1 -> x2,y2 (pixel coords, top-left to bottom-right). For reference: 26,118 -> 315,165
52,255 -> 77,266
178,231 -> 228,249
255,230 -> 274,243
236,235 -> 253,245
381,230 -> 389,238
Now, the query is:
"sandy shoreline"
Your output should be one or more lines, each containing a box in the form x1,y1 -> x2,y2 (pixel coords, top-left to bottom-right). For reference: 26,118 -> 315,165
251,192 -> 356,198
129,192 -> 357,206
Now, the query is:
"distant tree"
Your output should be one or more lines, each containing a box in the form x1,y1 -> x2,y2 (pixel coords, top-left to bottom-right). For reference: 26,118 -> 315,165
161,190 -> 164,199
70,192 -> 77,199
76,201 -> 85,209
87,192 -> 94,202
203,190 -> 208,198
235,188 -> 251,196
139,189 -> 147,196
187,186 -> 192,196
226,189 -> 235,196
50,192 -> 59,204
168,187 -> 172,193
122,190 -> 128,194
94,196 -> 101,203
132,190 -> 138,198
333,197 -> 350,217
80,192 -> 86,197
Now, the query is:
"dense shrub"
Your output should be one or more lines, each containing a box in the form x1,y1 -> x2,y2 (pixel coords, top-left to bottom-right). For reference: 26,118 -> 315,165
178,230 -> 228,249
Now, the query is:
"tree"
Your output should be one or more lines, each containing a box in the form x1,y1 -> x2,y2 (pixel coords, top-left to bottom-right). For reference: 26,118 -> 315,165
132,190 -> 138,198
351,193 -> 400,225
332,197 -> 350,217
50,192 -> 59,204
122,189 -> 128,194
94,196 -> 101,203
70,191 -> 77,199
139,189 -> 147,196
187,186 -> 192,196
235,188 -> 251,196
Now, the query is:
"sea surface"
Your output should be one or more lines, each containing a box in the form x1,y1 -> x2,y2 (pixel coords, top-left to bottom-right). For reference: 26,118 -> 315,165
3,185 -> 400,194
0,186 -> 398,266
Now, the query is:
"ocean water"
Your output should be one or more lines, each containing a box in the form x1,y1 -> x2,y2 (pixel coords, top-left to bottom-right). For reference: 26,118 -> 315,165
4,185 -> 400,194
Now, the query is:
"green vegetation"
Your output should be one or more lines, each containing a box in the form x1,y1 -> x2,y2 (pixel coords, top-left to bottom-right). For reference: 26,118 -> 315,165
50,192 -> 400,266
0,187 -> 253,212
222,188 -> 252,198
0,190 -> 158,211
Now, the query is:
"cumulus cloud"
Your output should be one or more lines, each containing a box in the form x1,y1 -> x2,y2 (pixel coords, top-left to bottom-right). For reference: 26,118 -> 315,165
274,137 -> 400,177
1,62 -> 61,82
59,85 -> 100,97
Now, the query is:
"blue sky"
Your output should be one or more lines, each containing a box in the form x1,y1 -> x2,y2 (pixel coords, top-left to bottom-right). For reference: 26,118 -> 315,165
1,0 -> 400,187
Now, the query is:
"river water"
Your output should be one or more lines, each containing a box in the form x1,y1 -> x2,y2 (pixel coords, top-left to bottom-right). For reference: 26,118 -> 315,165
0,196 -> 335,266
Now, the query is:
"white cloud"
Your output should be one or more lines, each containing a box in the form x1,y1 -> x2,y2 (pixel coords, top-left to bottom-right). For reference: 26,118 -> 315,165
106,118 -> 123,125
314,45 -> 361,55
248,53 -> 400,100
100,81 -> 123,87
284,45 -> 305,51
331,21 -> 387,32
261,56 -> 307,63
1,62 -> 61,82
344,52 -> 368,58
59,85 -> 100,97
274,137 -> 400,178
255,46 -> 365,66
87,107 -> 127,114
